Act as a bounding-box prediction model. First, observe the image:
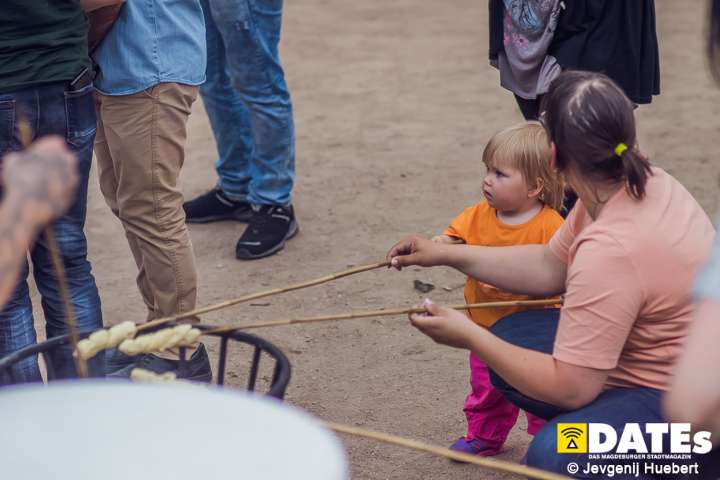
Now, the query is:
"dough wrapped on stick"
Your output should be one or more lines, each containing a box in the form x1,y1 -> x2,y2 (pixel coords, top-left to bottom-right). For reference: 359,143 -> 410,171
119,325 -> 201,356
74,321 -> 138,360
130,368 -> 177,383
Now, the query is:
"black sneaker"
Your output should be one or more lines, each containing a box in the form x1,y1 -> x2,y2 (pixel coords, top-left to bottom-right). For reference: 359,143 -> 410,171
183,188 -> 253,223
235,204 -> 299,260
106,343 -> 213,383
105,347 -> 135,375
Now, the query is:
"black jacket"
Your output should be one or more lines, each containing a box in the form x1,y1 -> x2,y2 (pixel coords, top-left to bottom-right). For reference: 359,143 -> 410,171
489,0 -> 660,104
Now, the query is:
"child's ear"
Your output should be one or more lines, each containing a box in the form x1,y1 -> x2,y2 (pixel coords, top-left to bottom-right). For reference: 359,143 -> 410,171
528,177 -> 544,198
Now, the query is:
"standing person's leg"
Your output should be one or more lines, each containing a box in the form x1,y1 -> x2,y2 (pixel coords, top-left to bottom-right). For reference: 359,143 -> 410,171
514,94 -> 541,120
94,95 -> 157,319
30,82 -> 104,379
0,88 -> 42,384
205,0 -> 298,260
0,264 -> 40,385
452,352 -> 519,456
95,85 -> 199,319
184,0 -> 255,224
94,101 -> 159,374
95,84 -> 210,381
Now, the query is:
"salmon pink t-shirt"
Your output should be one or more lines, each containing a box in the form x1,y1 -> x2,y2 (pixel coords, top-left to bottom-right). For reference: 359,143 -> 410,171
444,201 -> 563,328
549,168 -> 715,391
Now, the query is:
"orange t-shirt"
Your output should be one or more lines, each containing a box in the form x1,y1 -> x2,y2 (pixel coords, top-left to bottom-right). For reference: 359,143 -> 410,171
444,201 -> 564,328
549,168 -> 715,391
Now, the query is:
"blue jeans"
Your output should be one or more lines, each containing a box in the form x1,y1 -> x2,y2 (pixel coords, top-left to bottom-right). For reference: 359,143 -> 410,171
200,0 -> 295,206
487,310 -> 715,479
0,81 -> 103,384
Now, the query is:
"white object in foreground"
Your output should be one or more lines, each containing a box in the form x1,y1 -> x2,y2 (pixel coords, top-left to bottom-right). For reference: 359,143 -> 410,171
0,381 -> 347,480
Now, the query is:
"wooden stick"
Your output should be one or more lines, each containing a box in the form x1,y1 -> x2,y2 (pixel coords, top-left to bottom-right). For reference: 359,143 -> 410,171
203,298 -> 562,335
45,229 -> 87,377
325,421 -> 570,480
137,261 -> 390,332
18,120 -> 87,377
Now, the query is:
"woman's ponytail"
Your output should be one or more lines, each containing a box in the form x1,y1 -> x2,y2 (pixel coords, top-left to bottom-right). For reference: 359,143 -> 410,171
619,147 -> 652,200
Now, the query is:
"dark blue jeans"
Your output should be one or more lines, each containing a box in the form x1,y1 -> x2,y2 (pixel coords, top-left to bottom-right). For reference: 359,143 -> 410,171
0,81 -> 103,384
488,310 -> 719,479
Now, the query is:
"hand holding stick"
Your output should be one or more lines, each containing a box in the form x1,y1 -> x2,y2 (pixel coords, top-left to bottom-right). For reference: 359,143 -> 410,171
386,235 -> 449,270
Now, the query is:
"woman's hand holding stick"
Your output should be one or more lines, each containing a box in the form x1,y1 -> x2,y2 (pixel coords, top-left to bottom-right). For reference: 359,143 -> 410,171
386,235 -> 451,270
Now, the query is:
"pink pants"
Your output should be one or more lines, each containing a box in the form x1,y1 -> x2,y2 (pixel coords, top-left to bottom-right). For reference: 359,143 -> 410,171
464,352 -> 545,446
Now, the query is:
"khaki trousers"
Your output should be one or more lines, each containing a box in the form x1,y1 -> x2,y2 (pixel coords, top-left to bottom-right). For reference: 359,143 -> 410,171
94,83 -> 198,320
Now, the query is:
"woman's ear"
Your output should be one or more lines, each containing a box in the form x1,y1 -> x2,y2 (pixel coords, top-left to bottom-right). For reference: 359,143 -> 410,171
528,177 -> 545,199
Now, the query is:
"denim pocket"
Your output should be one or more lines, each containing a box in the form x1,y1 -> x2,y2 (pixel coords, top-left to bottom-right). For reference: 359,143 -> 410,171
64,82 -> 97,150
0,100 -> 16,155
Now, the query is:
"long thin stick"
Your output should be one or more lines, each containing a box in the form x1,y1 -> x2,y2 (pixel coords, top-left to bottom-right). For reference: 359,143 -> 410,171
18,120 -> 87,377
138,261 -> 390,332
325,422 -> 570,480
45,229 -> 87,377
203,298 -> 562,335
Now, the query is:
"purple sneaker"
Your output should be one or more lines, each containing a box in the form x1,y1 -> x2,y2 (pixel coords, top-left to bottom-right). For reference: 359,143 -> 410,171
449,437 -> 503,459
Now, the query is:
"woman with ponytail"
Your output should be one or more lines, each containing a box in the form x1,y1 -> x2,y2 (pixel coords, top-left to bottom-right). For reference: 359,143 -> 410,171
386,70 -> 715,476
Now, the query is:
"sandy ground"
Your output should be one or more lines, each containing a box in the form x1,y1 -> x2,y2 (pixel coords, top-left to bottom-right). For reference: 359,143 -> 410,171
29,0 -> 720,478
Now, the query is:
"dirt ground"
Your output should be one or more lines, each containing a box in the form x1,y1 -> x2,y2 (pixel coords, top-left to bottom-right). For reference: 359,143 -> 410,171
31,0 -> 720,478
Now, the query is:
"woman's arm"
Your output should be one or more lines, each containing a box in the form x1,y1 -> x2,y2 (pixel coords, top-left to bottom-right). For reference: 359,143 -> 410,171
410,300 -> 609,409
404,235 -> 643,409
387,235 -> 567,297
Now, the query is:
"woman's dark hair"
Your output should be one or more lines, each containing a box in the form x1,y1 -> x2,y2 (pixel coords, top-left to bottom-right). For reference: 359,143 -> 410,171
710,0 -> 720,82
540,71 -> 652,200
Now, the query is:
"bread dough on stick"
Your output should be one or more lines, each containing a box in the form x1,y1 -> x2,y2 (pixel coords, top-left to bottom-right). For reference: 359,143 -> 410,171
119,325 -> 201,356
130,368 -> 177,382
74,321 -> 138,360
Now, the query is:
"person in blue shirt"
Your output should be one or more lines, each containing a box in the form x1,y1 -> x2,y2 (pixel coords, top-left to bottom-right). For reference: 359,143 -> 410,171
182,0 -> 298,260
92,0 -> 211,380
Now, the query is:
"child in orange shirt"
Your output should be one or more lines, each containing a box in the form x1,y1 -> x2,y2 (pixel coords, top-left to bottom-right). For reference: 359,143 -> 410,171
432,121 -> 564,456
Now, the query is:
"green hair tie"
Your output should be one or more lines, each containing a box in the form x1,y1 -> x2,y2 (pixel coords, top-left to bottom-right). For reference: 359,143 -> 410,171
615,143 -> 628,157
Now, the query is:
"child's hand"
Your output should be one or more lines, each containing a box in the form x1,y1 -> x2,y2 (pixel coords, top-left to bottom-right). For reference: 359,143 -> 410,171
409,299 -> 478,350
386,235 -> 446,270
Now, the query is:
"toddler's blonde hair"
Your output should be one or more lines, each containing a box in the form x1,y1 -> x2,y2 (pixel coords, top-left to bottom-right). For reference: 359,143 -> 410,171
482,121 -> 564,212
